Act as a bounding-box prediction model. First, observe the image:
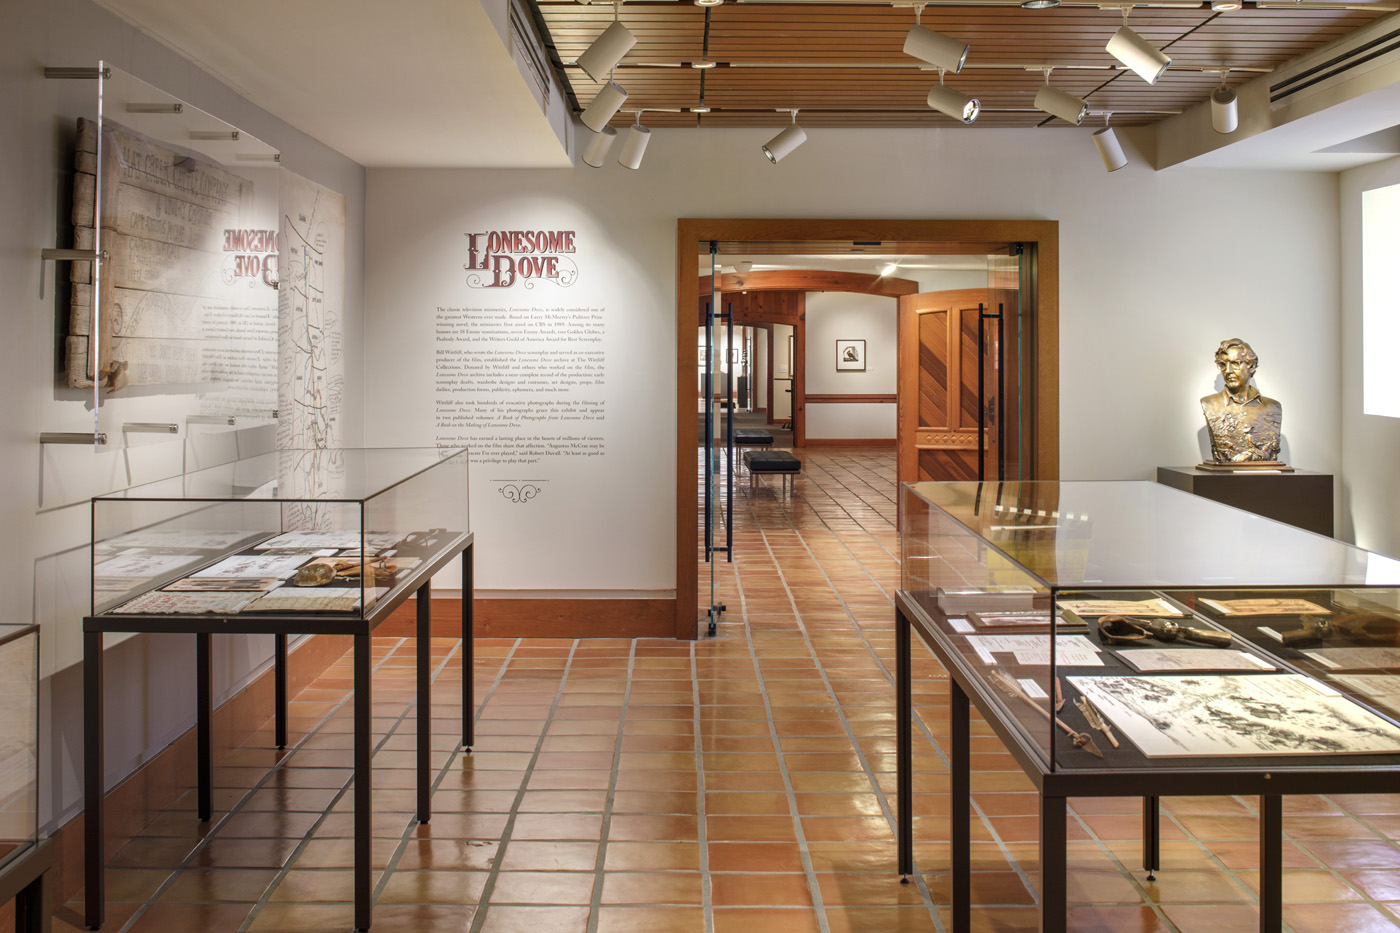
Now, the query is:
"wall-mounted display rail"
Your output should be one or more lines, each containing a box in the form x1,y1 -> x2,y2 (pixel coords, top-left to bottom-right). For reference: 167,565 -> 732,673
894,480 -> 1400,932
84,448 -> 473,932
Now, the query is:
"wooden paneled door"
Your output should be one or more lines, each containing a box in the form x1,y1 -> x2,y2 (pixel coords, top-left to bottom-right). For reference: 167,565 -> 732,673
897,288 -> 995,486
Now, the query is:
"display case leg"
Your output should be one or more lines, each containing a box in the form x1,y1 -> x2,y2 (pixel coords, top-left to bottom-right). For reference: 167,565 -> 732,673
16,866 -> 49,933
896,606 -> 913,880
1260,794 -> 1282,932
417,581 -> 432,824
1143,795 -> 1160,881
196,633 -> 212,823
274,633 -> 288,749
353,634 -> 372,932
83,630 -> 104,931
951,681 -> 971,932
462,545 -> 474,750
1041,795 -> 1067,932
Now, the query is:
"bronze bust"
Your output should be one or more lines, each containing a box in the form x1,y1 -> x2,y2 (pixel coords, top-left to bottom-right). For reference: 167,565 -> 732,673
1200,338 -> 1285,466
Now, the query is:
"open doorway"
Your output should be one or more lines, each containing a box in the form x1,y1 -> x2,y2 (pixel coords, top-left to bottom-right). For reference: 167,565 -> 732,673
676,220 -> 1060,639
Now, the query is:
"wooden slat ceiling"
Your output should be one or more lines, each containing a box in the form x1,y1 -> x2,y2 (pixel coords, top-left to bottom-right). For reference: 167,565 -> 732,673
530,1 -> 1393,128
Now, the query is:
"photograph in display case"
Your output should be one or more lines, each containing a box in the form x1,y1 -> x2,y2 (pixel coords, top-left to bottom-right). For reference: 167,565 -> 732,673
1069,673 -> 1400,757
836,339 -> 865,372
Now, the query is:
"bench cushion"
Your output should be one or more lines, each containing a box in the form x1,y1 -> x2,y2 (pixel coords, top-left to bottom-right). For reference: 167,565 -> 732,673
735,430 -> 774,446
743,450 -> 802,473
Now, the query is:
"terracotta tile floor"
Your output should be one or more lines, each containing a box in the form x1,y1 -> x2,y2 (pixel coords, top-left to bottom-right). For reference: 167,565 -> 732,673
64,448 -> 1400,931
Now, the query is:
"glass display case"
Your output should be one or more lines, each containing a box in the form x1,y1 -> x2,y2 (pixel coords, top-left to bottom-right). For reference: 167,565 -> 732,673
900,479 -> 1400,773
0,626 -> 38,874
895,480 -> 1400,932
91,447 -> 469,624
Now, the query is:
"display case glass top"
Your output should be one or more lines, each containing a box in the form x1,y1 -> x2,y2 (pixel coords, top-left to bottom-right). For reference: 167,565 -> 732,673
91,448 -> 469,621
900,480 -> 1400,776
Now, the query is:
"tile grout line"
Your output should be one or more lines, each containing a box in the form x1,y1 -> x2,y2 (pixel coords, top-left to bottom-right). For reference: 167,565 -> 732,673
692,639 -> 715,933
583,639 -> 637,932
466,640 -> 581,933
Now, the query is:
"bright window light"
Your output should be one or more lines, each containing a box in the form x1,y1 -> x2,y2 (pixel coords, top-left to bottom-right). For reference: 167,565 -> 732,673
1363,183 -> 1400,418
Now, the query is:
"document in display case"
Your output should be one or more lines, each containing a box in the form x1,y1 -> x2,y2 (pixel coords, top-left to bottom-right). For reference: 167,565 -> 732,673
85,448 -> 474,932
895,480 -> 1400,932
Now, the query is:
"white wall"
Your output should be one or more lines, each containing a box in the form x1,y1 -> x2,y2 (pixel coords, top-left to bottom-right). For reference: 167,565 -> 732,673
805,292 -> 897,440
754,328 -> 768,410
2,0 -> 366,828
1341,155 -> 1400,556
771,323 -> 793,420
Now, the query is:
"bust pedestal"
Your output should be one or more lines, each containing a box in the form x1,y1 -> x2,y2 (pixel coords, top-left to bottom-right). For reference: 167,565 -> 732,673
1156,466 -> 1333,537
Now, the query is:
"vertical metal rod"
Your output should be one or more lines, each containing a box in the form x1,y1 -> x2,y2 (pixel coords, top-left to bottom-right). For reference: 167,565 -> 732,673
463,545 -> 475,749
704,299 -> 713,562
952,680 -> 971,931
1041,795 -> 1068,931
16,868 -> 45,933
417,580 -> 432,823
1143,796 -> 1160,878
1261,794 -> 1282,932
353,634 -> 372,932
976,304 -> 986,483
196,633 -> 212,822
997,304 -> 1006,482
274,633 -> 288,749
896,607 -> 913,878
83,630 -> 105,931
726,302 -> 734,562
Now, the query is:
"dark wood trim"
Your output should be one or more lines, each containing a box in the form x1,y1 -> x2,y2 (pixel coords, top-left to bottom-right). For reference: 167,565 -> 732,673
793,303 -> 806,447
381,597 -> 674,639
804,393 -> 897,404
677,218 -> 1060,641
804,438 -> 897,447
48,632 -> 350,908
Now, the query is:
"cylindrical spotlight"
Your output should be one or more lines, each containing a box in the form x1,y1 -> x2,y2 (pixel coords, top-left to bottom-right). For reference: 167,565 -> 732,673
926,85 -> 980,124
1106,26 -> 1171,85
1034,86 -> 1089,126
903,25 -> 970,73
1093,126 -> 1127,172
762,123 -> 807,163
576,21 -> 636,83
581,127 -> 618,167
619,123 -> 650,169
580,81 -> 628,132
1211,86 -> 1239,134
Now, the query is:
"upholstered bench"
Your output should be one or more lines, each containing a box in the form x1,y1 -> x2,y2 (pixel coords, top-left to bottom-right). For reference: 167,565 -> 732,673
734,430 -> 774,446
742,449 -> 802,496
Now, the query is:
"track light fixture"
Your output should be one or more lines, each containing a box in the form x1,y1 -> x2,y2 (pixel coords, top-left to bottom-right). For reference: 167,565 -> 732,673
1034,70 -> 1089,125
762,109 -> 807,163
1092,113 -> 1127,172
582,126 -> 617,167
619,111 -> 651,169
580,79 -> 628,132
925,69 -> 979,124
1106,11 -> 1171,85
576,4 -> 636,83
1210,69 -> 1238,134
903,5 -> 969,73
1021,0 -> 1061,7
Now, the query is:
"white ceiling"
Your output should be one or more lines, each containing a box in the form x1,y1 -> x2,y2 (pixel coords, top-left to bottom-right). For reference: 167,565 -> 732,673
93,0 -> 572,168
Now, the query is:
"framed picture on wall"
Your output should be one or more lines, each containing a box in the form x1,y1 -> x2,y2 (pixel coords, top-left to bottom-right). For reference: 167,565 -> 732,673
836,339 -> 865,372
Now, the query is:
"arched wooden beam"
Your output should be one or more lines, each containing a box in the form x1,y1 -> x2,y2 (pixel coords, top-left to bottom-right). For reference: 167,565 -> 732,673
699,269 -> 918,298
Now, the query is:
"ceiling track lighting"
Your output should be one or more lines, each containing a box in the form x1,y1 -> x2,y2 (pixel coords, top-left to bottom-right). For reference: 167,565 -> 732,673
581,126 -> 618,167
762,109 -> 807,163
1033,69 -> 1088,125
576,3 -> 636,83
580,78 -> 628,132
1092,113 -> 1127,172
903,5 -> 970,73
694,0 -> 723,5
1021,0 -> 1061,7
1209,0 -> 1242,9
925,69 -> 980,124
1105,11 -> 1171,85
619,111 -> 651,168
1210,67 -> 1238,134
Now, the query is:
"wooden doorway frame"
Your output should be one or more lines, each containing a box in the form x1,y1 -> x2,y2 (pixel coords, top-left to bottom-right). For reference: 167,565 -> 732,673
675,219 -> 1060,639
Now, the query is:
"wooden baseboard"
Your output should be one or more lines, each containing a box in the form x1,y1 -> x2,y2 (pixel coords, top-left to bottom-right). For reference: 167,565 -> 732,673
46,632 -> 351,910
803,437 -> 896,447
380,597 -> 676,639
